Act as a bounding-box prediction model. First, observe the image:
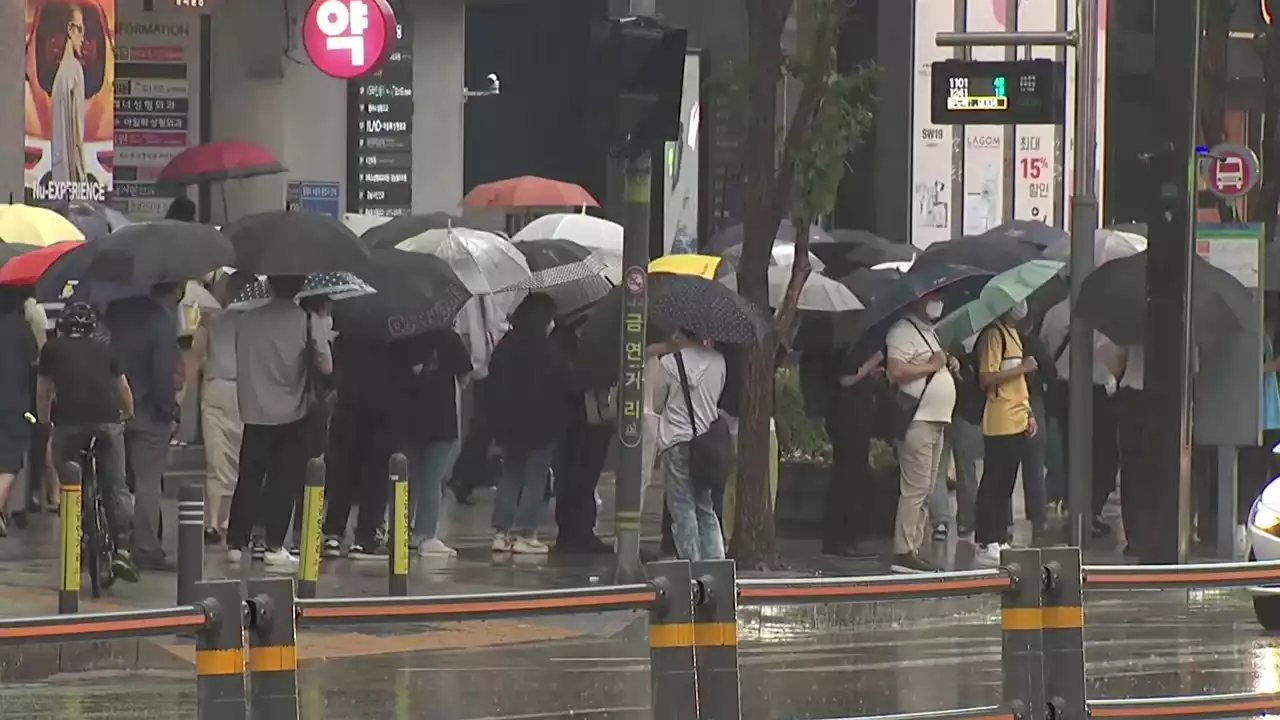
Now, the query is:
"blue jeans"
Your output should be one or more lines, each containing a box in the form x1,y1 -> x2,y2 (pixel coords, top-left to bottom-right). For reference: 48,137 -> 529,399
492,444 -> 553,536
662,442 -> 725,561
53,422 -> 133,548
928,419 -> 982,532
1021,394 -> 1049,526
412,440 -> 459,543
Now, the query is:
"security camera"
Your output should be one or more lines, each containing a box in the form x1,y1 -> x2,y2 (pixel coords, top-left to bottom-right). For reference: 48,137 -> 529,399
487,73 -> 500,93
464,73 -> 501,101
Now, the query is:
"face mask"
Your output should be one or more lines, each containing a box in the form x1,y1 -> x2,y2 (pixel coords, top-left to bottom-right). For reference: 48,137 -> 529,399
547,319 -> 557,335
1008,301 -> 1028,321
925,300 -> 944,320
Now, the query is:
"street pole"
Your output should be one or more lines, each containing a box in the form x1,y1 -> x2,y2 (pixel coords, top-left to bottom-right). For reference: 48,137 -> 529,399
1065,0 -> 1099,548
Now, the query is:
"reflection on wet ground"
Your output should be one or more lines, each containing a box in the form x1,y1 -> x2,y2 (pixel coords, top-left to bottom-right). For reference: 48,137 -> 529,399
2,589 -> 1278,719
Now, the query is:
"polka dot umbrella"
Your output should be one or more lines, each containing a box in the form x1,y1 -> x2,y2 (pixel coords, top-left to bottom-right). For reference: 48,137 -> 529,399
227,271 -> 376,311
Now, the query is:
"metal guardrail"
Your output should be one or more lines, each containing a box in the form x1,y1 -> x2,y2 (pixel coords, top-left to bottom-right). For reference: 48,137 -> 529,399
295,584 -> 660,624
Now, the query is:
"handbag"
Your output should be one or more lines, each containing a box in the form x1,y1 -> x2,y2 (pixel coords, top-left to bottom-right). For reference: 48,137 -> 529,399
889,320 -> 939,441
674,351 -> 733,491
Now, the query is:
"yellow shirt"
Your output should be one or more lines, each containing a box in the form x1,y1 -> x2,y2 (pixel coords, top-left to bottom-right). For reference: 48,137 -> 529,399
979,322 -> 1031,437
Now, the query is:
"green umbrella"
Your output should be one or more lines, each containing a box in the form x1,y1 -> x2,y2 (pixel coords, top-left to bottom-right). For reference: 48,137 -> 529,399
937,259 -> 1065,349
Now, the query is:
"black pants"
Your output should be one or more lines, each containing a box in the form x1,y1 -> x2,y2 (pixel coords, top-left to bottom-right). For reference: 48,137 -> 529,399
228,419 -> 308,549
1091,388 -> 1121,518
453,379 -> 496,493
975,433 -> 1028,546
1115,387 -> 1147,551
822,404 -> 873,549
554,420 -> 613,544
323,404 -> 397,546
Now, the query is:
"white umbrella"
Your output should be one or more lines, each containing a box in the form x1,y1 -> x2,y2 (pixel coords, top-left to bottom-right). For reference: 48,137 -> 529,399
1043,227 -> 1146,266
512,213 -> 623,283
398,227 -> 532,295
720,241 -> 827,274
722,265 -> 863,312
342,212 -> 392,237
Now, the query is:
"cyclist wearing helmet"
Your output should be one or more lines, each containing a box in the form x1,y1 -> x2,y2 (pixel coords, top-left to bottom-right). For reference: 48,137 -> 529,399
36,302 -> 139,582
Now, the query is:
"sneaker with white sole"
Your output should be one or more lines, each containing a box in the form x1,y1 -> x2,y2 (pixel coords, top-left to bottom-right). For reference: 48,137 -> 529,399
322,536 -> 342,559
492,532 -> 512,553
973,543 -> 1002,568
348,542 -> 389,561
227,547 -> 246,563
511,536 -> 550,555
264,548 -> 298,568
418,538 -> 458,557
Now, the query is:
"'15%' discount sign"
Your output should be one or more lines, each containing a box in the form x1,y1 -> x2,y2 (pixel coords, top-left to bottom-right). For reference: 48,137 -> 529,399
303,0 -> 398,79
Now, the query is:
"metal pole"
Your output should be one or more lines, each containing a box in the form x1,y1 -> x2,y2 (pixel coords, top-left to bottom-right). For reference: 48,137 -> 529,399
388,453 -> 410,596
248,578 -> 299,720
57,461 -> 81,615
692,559 -> 741,719
1066,0 -> 1099,547
195,579 -> 249,720
999,548 -> 1046,720
647,560 -> 698,720
1041,547 -> 1086,720
296,459 -> 325,600
177,483 -> 205,606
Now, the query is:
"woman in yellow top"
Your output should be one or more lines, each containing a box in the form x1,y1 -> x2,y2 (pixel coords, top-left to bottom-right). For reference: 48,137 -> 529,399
972,300 -> 1039,568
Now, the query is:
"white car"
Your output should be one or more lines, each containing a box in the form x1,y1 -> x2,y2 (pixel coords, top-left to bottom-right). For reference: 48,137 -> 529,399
1248,476 -> 1280,629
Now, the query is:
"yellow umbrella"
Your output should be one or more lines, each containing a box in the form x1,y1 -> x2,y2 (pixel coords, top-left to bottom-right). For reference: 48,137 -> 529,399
649,253 -> 730,279
0,204 -> 86,247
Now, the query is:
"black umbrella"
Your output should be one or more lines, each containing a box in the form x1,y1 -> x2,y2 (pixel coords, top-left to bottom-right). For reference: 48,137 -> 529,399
225,211 -> 368,275
64,202 -> 133,242
514,238 -> 609,289
824,229 -> 916,271
331,249 -> 472,342
0,243 -> 39,265
1076,251 -> 1253,346
360,212 -> 464,249
849,263 -> 993,355
913,235 -> 1041,275
978,220 -> 1066,249
576,273 -> 773,386
47,221 -> 233,288
707,219 -> 834,253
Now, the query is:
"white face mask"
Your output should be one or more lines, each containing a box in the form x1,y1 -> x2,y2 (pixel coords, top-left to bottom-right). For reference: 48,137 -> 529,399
925,300 -> 944,321
1008,301 -> 1028,321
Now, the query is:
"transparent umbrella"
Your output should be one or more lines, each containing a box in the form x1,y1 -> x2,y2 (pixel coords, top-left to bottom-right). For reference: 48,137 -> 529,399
397,227 -> 532,295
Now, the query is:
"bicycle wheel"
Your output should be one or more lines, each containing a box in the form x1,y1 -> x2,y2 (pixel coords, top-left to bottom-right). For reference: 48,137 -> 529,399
83,468 -> 113,598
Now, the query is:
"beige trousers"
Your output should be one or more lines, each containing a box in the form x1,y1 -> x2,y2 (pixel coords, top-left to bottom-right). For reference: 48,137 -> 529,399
201,379 -> 242,526
894,420 -> 947,555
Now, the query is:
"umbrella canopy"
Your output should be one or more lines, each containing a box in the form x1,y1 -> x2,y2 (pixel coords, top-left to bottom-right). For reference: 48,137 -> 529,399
513,238 -> 609,289
359,212 -> 464,249
706,220 -> 834,254
719,240 -> 828,273
649,253 -> 733,280
936,259 -> 1065,348
228,271 -> 377,311
512,213 -> 623,282
823,229 -> 916,270
331,249 -> 472,341
396,227 -> 531,295
977,220 -> 1066,249
722,266 -> 863,313
63,221 -> 235,288
157,140 -> 286,185
0,243 -> 39,265
0,241 -> 82,286
342,213 -> 392,236
913,234 -> 1042,275
65,202 -> 133,242
539,274 -> 616,320
576,272 -> 774,386
1076,251 -> 1253,346
851,263 -> 994,354
1043,227 -> 1146,267
463,176 -> 600,208
0,204 -> 86,246
225,210 -> 368,275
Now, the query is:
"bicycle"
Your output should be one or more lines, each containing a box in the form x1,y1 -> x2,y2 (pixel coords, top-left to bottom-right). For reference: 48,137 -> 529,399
79,435 -> 116,598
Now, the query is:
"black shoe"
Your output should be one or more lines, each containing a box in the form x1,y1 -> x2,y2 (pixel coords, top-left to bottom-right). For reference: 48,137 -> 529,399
10,511 -> 27,531
204,528 -> 223,546
890,552 -> 938,573
348,542 -> 389,561
250,540 -> 267,562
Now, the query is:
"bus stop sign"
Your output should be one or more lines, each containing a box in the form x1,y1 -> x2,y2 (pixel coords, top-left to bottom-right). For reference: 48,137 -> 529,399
1201,143 -> 1260,200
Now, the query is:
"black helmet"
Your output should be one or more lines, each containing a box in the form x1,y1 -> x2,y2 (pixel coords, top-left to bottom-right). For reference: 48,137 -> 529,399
60,302 -> 97,336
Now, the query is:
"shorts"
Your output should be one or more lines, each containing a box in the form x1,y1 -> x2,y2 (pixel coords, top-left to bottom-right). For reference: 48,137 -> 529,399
0,421 -> 29,475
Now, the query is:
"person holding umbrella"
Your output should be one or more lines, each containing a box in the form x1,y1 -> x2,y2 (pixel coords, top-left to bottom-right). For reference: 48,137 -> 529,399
0,287 -> 38,536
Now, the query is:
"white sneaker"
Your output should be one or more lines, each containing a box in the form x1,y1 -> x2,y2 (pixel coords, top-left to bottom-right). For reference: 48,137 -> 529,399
419,538 -> 458,557
511,536 -> 550,555
973,543 -> 1002,568
492,532 -> 512,553
227,547 -> 244,563
264,548 -> 298,568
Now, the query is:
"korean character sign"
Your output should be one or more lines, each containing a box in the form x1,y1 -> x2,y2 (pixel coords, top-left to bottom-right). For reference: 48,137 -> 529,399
618,266 -> 648,450
302,0 -> 397,80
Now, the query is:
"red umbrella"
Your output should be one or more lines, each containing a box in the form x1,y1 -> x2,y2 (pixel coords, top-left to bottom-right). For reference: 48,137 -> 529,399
157,140 -> 286,186
462,176 -> 599,209
0,241 -> 82,286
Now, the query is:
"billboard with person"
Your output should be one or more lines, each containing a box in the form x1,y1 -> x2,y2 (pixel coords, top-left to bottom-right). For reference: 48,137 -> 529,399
24,0 -> 116,203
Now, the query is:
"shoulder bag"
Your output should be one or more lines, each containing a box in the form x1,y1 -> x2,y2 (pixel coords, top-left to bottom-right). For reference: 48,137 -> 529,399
889,321 -> 939,441
674,351 -> 733,491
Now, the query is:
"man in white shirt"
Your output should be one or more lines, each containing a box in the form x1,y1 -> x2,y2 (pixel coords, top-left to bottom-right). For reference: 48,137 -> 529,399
650,331 -> 727,561
885,294 -> 957,573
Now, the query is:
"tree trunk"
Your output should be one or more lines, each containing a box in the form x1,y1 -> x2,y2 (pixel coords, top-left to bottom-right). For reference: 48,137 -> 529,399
1255,23 -> 1280,243
1199,0 -> 1234,220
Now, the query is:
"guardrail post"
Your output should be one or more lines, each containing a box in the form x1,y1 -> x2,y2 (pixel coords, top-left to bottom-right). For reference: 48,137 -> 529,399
1042,547 -> 1086,720
195,579 -> 248,719
692,559 -> 740,720
647,560 -> 698,720
389,453 -> 409,597
248,577 -> 299,720
58,461 -> 82,614
1001,548 -> 1046,720
178,483 -> 205,606
297,458 -> 325,600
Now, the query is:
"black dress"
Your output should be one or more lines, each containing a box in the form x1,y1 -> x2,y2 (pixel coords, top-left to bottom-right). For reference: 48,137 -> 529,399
0,313 -> 37,474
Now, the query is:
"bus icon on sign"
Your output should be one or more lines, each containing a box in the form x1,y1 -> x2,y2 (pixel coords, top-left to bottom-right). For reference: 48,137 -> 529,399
1201,143 -> 1260,200
1214,156 -> 1246,191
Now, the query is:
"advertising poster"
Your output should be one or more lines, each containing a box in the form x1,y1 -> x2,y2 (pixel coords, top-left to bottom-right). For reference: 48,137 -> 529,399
909,0 -> 958,249
112,5 -> 199,219
24,0 -> 116,203
1012,0 -> 1062,226
664,53 -> 700,255
960,0 -> 1006,236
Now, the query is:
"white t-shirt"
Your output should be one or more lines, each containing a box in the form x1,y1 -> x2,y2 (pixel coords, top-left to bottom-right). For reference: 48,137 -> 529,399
886,316 -> 956,423
654,345 -> 726,451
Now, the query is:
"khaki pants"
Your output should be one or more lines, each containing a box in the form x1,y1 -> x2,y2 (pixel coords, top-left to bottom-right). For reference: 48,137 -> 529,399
201,379 -> 242,527
894,421 -> 947,556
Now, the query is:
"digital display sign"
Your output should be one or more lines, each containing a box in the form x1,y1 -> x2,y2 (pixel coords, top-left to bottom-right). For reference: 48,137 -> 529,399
931,59 -> 1065,126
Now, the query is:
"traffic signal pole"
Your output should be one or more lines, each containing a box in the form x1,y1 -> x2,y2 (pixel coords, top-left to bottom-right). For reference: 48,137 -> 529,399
937,0 -> 1100,547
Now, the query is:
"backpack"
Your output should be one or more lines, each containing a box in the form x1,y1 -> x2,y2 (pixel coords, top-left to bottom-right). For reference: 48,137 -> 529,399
953,325 -> 1006,426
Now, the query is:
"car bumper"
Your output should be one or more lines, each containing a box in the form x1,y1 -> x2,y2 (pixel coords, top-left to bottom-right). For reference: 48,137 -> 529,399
1248,523 -> 1280,594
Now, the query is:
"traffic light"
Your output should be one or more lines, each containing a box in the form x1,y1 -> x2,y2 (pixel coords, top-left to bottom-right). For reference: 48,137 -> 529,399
591,17 -> 688,158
